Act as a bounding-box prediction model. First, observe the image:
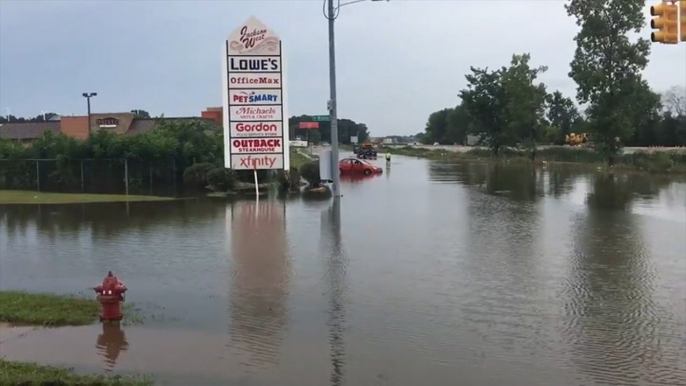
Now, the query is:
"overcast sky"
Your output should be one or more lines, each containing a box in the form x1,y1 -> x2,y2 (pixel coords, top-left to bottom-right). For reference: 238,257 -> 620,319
1,0 -> 684,136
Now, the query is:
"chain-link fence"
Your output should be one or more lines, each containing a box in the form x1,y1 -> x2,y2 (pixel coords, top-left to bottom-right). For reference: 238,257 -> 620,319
0,158 -> 180,195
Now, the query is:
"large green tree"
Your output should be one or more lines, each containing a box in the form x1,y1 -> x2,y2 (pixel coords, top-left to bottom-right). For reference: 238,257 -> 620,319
501,53 -> 548,158
459,66 -> 510,154
424,108 -> 452,144
565,0 -> 651,164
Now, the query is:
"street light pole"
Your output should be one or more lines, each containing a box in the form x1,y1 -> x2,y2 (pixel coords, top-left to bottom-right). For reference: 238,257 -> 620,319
82,92 -> 97,133
325,0 -> 386,198
327,0 -> 341,198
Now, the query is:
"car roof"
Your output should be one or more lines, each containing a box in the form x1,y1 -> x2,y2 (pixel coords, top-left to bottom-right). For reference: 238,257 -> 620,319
342,157 -> 371,163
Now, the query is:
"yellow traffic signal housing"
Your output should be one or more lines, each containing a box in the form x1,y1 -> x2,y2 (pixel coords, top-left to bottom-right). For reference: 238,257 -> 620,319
680,1 -> 686,42
651,2 -> 679,44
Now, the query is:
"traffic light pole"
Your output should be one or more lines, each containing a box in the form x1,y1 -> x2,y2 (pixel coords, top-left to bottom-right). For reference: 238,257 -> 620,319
327,0 -> 342,198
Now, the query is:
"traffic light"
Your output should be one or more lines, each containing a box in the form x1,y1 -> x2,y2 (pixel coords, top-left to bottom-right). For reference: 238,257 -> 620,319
651,1 -> 679,44
680,1 -> 686,42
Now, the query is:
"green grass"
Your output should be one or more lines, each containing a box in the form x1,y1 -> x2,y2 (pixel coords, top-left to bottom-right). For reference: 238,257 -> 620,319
0,291 -> 102,326
386,145 -> 686,174
0,190 -> 174,204
0,359 -> 153,386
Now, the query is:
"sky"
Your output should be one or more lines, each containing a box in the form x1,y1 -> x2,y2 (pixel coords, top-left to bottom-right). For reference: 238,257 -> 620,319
0,0 -> 684,137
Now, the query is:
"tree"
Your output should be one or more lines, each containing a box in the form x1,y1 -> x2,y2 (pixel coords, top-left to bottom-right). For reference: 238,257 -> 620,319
501,53 -> 548,158
445,104 -> 471,145
566,0 -> 651,164
0,113 -> 57,123
131,109 -> 151,118
459,66 -> 510,154
424,108 -> 452,144
663,86 -> 686,117
546,91 -> 580,144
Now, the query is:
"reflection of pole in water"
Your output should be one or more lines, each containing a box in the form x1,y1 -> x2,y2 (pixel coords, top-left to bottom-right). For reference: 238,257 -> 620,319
321,197 -> 346,386
229,200 -> 290,369
95,322 -> 128,371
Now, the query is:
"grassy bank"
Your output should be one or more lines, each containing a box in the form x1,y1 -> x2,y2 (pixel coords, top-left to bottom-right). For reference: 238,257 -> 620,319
0,291 -> 151,384
0,359 -> 153,386
386,146 -> 686,174
0,291 -> 102,326
0,291 -> 143,326
0,190 -> 174,204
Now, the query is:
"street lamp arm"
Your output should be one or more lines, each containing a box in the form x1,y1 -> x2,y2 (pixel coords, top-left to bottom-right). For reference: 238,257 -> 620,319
324,0 -> 387,20
338,0 -> 368,8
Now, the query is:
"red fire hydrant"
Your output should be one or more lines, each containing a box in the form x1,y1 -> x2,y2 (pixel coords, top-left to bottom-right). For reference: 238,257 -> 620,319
94,271 -> 127,322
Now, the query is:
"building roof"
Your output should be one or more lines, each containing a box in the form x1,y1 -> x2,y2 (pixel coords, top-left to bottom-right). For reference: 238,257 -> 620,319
125,117 -> 221,135
0,121 -> 60,140
0,117 -> 221,140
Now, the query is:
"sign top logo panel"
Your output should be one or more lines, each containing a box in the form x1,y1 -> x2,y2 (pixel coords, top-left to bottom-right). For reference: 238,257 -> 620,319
227,16 -> 281,56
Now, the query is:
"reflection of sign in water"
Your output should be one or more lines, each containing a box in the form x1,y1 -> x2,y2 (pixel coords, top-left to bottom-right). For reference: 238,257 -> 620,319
229,201 -> 289,367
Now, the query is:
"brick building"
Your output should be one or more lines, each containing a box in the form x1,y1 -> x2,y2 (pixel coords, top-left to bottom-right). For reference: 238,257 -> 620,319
0,112 -> 220,145
201,107 -> 223,126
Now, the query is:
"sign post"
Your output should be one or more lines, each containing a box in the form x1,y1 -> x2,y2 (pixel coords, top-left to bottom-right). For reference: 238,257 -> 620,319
223,16 -> 289,171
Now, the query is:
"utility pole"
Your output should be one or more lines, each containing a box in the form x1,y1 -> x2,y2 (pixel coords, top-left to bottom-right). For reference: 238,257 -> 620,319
82,92 -> 97,133
327,0 -> 342,198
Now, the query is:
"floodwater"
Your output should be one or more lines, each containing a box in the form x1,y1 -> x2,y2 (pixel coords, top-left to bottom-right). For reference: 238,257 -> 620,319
1,154 -> 685,386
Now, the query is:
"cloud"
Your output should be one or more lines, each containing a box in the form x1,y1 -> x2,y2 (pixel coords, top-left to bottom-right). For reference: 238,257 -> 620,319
1,0 -> 683,136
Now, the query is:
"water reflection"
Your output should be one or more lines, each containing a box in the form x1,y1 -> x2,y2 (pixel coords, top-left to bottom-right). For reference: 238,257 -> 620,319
96,322 -> 129,371
1,156 -> 685,386
0,200 -> 224,241
320,198 -> 347,386
564,172 -> 686,385
228,200 -> 290,371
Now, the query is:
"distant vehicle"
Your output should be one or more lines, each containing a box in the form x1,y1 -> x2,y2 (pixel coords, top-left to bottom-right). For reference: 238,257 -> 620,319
353,144 -> 361,154
357,148 -> 377,159
433,142 -> 439,146
339,158 -> 382,176
322,142 -> 331,147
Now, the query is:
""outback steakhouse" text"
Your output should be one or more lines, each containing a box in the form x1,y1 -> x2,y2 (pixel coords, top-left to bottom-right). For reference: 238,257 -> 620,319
232,138 -> 281,153
230,76 -> 279,85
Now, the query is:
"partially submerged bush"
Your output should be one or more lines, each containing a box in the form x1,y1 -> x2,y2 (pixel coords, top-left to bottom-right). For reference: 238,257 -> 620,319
276,167 -> 302,193
206,167 -> 236,191
299,160 -> 320,185
183,162 -> 216,188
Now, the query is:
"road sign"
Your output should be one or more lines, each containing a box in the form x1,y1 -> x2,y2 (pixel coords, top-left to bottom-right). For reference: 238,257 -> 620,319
299,122 -> 319,129
224,16 -> 289,171
312,115 -> 330,122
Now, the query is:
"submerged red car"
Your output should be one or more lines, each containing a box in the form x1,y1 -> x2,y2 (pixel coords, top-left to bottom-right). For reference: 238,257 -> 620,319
339,158 -> 383,176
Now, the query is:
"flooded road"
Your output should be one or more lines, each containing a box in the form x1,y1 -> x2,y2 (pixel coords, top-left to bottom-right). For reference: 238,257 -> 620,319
1,154 -> 685,386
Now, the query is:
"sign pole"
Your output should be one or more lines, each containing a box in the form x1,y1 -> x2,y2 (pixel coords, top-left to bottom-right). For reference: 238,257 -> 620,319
254,166 -> 259,200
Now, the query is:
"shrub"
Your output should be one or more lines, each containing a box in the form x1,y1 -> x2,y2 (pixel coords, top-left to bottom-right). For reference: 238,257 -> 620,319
275,167 -> 301,192
183,162 -> 215,188
299,161 -> 320,184
206,167 -> 236,191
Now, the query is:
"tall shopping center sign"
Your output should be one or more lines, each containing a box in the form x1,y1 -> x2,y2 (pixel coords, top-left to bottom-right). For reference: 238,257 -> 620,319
222,16 -> 289,170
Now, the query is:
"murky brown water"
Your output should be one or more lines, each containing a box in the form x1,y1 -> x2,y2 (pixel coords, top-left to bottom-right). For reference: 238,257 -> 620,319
1,155 -> 685,386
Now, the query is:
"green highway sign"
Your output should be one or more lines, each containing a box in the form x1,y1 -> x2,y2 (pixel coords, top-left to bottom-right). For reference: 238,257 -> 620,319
312,115 -> 331,122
